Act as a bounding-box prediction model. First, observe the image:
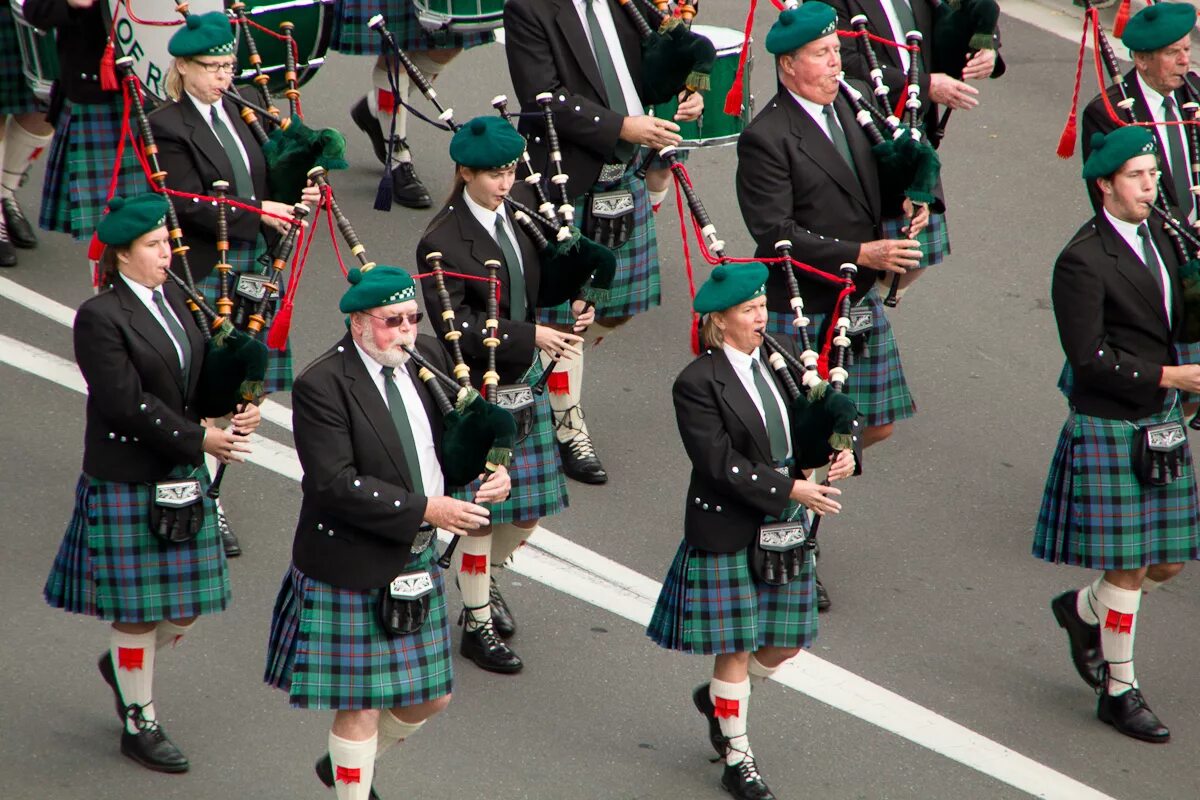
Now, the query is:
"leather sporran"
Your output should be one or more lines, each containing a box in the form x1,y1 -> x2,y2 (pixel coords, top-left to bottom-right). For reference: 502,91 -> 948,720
379,570 -> 435,636
582,189 -> 635,249
495,384 -> 536,445
1132,421 -> 1187,487
749,519 -> 810,586
148,479 -> 205,544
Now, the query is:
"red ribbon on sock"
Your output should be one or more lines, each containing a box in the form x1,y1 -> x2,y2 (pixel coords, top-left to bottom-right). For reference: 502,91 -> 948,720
547,370 -> 570,395
713,697 -> 740,719
461,553 -> 488,575
117,647 -> 144,671
377,89 -> 396,115
1104,609 -> 1134,635
335,766 -> 361,785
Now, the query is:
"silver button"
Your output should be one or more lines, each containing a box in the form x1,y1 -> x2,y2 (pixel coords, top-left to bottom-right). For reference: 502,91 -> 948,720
373,491 -> 379,498
751,474 -> 758,481
354,479 -> 361,487
172,431 -> 179,437
702,503 -> 709,510
155,418 -> 162,425
317,523 -> 324,530
328,531 -> 334,537
120,436 -> 127,442
108,432 -> 115,439
715,506 -> 722,512
770,487 -> 777,494
139,403 -> 147,411
1133,371 -> 1139,378
731,466 -> 739,474
694,497 -> 701,505
337,346 -> 345,352
1097,350 -> 1104,357
394,500 -> 401,507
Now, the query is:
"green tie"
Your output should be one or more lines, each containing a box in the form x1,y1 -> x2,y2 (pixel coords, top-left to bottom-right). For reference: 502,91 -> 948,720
210,107 -> 253,198
750,358 -> 789,466
1137,223 -> 1168,312
381,366 -> 425,494
891,0 -> 919,44
495,216 -> 527,322
1163,97 -> 1191,215
152,289 -> 191,387
584,0 -> 637,162
823,104 -> 859,180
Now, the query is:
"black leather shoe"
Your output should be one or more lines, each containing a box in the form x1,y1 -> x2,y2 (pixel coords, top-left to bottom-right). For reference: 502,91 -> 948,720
120,711 -> 190,773
98,652 -> 125,722
350,96 -> 389,166
0,218 -> 15,268
559,434 -> 608,485
315,754 -> 382,800
391,161 -> 432,209
692,683 -> 726,759
489,577 -> 516,639
815,574 -> 831,612
460,619 -> 524,673
2,197 -> 36,249
217,511 -> 241,558
1050,590 -> 1104,689
720,755 -> 776,800
1097,688 -> 1170,743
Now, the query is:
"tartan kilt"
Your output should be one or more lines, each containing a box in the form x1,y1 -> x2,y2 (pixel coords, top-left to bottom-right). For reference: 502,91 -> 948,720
536,157 -> 660,323
646,538 -> 817,655
450,359 -> 567,524
1032,402 -> 1200,570
264,550 -> 453,710
43,468 -> 231,623
767,288 -> 915,428
332,0 -> 494,55
0,7 -> 41,115
195,240 -> 293,394
880,210 -> 950,270
40,99 -> 145,240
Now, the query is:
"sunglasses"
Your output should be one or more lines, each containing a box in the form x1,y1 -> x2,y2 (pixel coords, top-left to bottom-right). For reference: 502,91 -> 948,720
364,310 -> 424,327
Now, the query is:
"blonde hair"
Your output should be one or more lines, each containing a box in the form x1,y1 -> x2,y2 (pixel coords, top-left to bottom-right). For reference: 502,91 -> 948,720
699,312 -> 725,349
165,59 -> 185,102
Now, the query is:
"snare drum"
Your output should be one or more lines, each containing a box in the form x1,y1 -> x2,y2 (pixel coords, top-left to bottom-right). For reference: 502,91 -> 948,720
12,0 -> 59,106
648,25 -> 753,149
413,0 -> 505,34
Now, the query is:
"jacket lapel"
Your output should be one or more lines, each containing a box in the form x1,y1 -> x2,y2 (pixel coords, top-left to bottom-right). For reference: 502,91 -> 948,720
784,92 -> 870,214
114,278 -> 187,389
405,346 -> 445,461
862,1 -> 901,70
1097,215 -> 1170,328
712,349 -> 774,465
342,336 -> 416,488
223,96 -> 267,200
180,97 -> 236,187
554,0 -> 608,100
836,94 -> 880,218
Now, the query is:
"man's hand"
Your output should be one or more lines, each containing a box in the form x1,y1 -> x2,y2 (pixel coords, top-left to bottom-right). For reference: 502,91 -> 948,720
424,496 -> 491,536
827,448 -> 856,482
961,49 -> 997,81
674,90 -> 704,122
474,465 -> 511,504
857,239 -> 922,273
902,199 -> 930,237
202,427 -> 252,464
230,402 -> 261,435
571,300 -> 595,332
928,73 -> 980,110
620,115 -> 682,150
789,481 -> 843,516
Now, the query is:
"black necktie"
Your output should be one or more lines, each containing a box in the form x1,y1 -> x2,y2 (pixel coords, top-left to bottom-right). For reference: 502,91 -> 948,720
210,106 -> 253,198
751,358 -> 789,466
1162,97 -> 1191,214
1137,223 -> 1169,319
152,289 -> 191,386
583,0 -> 637,162
823,103 -> 859,179
494,216 -> 527,322
381,366 -> 425,494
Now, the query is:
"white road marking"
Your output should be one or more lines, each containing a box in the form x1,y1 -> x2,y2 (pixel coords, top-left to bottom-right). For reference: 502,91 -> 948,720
0,280 -> 1117,800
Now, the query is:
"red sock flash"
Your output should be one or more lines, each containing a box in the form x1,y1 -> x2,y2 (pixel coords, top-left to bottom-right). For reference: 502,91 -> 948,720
713,697 -> 740,719
1104,609 -> 1134,635
117,647 -> 144,671
461,553 -> 488,575
335,765 -> 361,785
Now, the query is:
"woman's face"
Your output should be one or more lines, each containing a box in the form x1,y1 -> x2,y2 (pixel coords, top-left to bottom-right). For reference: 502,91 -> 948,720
177,55 -> 236,104
462,165 -> 517,212
715,295 -> 769,354
117,226 -> 173,289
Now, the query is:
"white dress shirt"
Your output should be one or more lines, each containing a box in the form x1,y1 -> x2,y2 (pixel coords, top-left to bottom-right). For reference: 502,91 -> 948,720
1135,73 -> 1194,220
186,91 -> 255,198
723,343 -> 794,462
119,273 -> 188,368
462,188 -> 525,277
1104,209 -> 1173,324
571,0 -> 643,117
788,89 -> 842,147
353,342 -> 446,498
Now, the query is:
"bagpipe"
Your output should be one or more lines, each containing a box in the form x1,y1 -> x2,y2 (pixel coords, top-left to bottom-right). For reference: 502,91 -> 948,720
614,0 -> 717,105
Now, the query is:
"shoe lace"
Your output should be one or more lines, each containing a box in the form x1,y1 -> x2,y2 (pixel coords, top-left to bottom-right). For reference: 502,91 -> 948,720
0,205 -> 9,242
732,752 -> 763,783
566,433 -> 598,460
488,578 -> 507,607
124,703 -> 164,739
475,619 -> 508,651
4,197 -> 26,221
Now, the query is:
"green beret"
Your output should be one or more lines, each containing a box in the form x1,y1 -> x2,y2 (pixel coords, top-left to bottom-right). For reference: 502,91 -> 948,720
765,1 -> 838,56
693,263 -> 769,314
96,193 -> 170,246
1082,126 -> 1157,180
338,265 -> 417,313
1121,2 -> 1196,52
449,116 -> 526,169
168,11 -> 236,58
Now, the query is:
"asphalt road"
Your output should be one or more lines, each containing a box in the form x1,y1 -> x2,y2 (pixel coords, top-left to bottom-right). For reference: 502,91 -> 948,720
3,3 -> 1200,799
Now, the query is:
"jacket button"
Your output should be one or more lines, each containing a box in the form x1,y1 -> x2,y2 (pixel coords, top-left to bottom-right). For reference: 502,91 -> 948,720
731,466 -> 739,474
155,418 -> 162,425
108,432 -> 116,439
373,491 -> 379,498
693,497 -> 701,505
1133,371 -> 1139,378
394,500 -> 402,507
770,487 -> 777,494
317,523 -> 324,530
120,436 -> 127,442
173,431 -> 179,437
702,503 -> 709,510
337,346 -> 345,353
140,403 -> 147,411
328,530 -> 334,537
751,474 -> 758,481
715,506 -> 722,512
354,479 -> 361,487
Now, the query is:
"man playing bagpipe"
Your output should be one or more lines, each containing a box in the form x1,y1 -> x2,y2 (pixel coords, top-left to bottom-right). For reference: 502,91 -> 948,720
264,265 -> 511,800
1035,126 -> 1200,744
503,0 -> 703,486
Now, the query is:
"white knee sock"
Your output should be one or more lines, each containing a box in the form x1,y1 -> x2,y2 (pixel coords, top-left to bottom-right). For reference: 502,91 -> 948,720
328,731 -> 377,800
747,654 -> 780,685
376,710 -> 425,759
155,619 -> 193,651
110,629 -> 156,734
1075,583 -> 1099,625
709,677 -> 752,766
541,350 -> 588,443
371,65 -> 411,161
1092,579 -> 1141,695
455,532 -> 492,630
1,118 -> 53,198
490,523 -> 532,566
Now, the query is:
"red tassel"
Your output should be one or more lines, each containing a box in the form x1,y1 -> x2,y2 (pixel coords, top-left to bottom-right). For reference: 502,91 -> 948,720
893,92 -> 906,122
690,312 -> 701,355
266,301 -> 292,351
547,370 -> 570,395
99,40 -> 118,92
1058,12 -> 1091,159
1112,0 -> 1132,38
1057,114 -> 1078,159
87,230 -> 105,262
724,0 -> 757,116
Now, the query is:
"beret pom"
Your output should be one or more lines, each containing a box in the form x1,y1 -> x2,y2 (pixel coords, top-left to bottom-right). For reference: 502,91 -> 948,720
711,265 -> 729,282
186,13 -> 202,29
780,11 -> 794,25
1144,5 -> 1160,21
108,196 -> 126,211
469,117 -> 487,135
347,267 -> 363,285
1090,132 -> 1106,151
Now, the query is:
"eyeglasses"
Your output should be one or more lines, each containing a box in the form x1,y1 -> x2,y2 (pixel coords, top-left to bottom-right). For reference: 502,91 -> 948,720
192,60 -> 238,75
364,310 -> 424,328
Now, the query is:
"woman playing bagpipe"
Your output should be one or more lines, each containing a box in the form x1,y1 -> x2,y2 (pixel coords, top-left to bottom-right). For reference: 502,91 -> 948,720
24,0 -> 142,244
417,116 -> 599,674
646,263 -> 855,800
1035,127 -> 1200,744
42,192 -> 262,774
148,11 -> 321,555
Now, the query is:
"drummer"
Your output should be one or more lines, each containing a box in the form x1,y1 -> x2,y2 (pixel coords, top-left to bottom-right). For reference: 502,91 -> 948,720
335,0 -> 496,210
0,0 -> 54,265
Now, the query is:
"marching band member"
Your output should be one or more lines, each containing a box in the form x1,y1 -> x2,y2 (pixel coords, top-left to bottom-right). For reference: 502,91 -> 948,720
1036,127 -> 1200,744
647,263 -> 854,800
43,192 -> 260,772
264,265 -> 510,800
503,0 -> 702,485
337,0 -> 494,209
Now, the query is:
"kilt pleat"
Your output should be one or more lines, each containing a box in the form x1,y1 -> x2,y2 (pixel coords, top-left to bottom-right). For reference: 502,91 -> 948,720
768,288 -> 914,427
44,469 -> 230,623
646,538 -> 817,655
0,8 -> 41,115
264,549 -> 453,710
537,157 -> 659,323
332,0 -> 493,55
1033,403 -> 1200,570
451,359 -> 566,523
880,210 -> 950,270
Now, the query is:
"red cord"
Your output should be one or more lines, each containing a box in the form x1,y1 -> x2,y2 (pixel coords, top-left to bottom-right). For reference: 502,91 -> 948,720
836,28 -> 919,52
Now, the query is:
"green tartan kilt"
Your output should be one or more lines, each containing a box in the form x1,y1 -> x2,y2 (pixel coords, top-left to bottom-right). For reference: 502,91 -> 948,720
646,538 -> 817,655
451,359 -> 566,524
767,288 -> 915,428
1033,401 -> 1200,570
880,210 -> 950,270
264,548 -> 453,710
0,6 -> 41,115
537,156 -> 660,323
331,0 -> 494,55
195,239 -> 293,394
43,467 -> 231,623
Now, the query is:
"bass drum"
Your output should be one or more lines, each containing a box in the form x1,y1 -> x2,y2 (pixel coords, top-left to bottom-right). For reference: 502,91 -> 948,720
412,0 -> 505,33
648,25 -> 753,149
104,0 -> 331,104
11,0 -> 60,106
